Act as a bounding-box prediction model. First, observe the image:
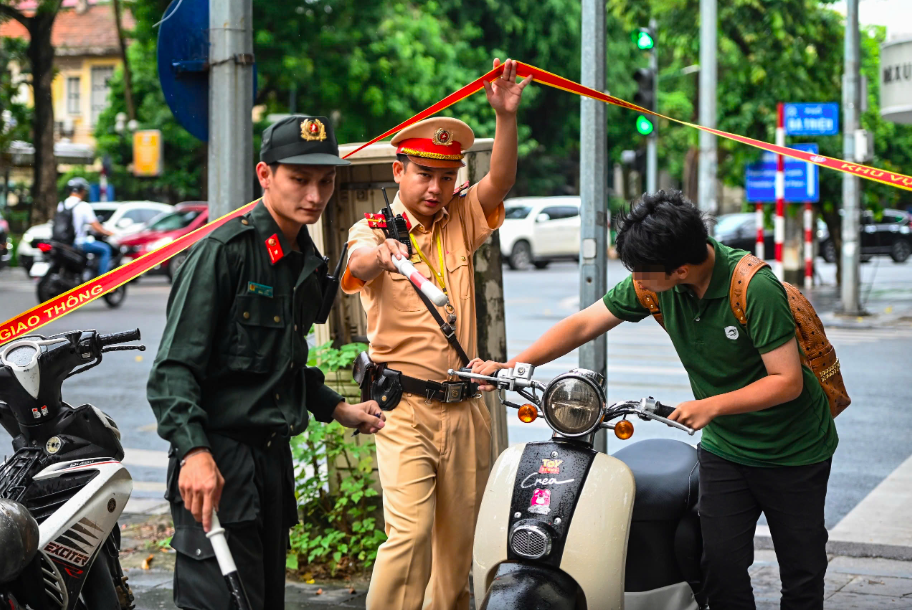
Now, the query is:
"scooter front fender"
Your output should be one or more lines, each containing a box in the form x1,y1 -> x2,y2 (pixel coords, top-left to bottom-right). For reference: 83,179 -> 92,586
479,562 -> 580,610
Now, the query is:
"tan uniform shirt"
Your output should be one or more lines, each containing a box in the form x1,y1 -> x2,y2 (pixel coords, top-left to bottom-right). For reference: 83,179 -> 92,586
342,185 -> 504,381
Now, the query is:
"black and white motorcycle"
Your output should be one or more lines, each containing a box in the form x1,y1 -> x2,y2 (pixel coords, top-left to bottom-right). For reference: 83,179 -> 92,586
0,329 -> 144,609
453,364 -> 706,610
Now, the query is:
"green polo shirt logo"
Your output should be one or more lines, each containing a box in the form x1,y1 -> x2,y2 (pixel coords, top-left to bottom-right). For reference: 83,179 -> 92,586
602,237 -> 837,468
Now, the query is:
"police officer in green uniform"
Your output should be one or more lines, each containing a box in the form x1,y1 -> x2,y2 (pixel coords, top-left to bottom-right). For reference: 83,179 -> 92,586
147,115 -> 385,610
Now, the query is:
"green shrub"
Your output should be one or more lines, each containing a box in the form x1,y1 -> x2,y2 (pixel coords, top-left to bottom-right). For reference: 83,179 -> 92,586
287,341 -> 385,577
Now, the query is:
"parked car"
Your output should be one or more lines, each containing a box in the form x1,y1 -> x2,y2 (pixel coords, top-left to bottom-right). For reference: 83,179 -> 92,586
0,213 -> 11,270
118,202 -> 209,280
711,212 -> 775,259
818,208 -> 912,263
500,196 -> 581,270
17,200 -> 171,272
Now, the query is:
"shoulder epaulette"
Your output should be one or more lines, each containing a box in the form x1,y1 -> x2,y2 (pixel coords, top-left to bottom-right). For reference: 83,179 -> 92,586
365,213 -> 387,228
209,214 -> 255,244
453,181 -> 470,198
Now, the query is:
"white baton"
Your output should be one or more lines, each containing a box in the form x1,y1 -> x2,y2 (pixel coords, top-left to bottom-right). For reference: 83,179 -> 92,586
392,256 -> 449,307
207,511 -> 252,610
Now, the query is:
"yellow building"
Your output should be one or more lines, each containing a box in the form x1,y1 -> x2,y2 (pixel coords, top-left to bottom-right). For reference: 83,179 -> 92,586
1,0 -> 134,149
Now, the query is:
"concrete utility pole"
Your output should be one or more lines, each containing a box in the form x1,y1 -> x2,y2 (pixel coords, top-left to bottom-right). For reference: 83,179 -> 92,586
647,18 -> 658,194
580,0 -> 608,453
841,0 -> 863,315
208,0 -> 254,217
698,0 -> 717,213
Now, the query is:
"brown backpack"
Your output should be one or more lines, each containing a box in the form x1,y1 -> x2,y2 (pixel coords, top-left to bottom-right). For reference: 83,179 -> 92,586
633,254 -> 851,418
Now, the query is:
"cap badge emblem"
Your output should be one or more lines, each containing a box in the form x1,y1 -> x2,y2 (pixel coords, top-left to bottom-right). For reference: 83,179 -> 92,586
432,128 -> 453,146
301,119 -> 327,142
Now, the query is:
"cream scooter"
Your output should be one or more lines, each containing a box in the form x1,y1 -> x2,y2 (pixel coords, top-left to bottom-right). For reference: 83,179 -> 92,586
452,365 -> 706,610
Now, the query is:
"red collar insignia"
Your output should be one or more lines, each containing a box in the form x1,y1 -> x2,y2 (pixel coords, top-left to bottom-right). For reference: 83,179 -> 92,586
266,234 -> 284,264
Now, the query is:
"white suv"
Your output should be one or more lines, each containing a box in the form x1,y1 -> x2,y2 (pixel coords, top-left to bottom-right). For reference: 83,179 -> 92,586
500,196 -> 581,270
17,201 -> 171,272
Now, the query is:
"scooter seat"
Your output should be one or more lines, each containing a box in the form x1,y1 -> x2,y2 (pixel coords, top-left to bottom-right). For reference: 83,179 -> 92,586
613,439 -> 698,522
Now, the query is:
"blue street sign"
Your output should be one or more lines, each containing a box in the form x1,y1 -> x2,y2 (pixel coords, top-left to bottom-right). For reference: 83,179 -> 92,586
784,103 -> 839,136
745,143 -> 819,203
157,0 -> 257,142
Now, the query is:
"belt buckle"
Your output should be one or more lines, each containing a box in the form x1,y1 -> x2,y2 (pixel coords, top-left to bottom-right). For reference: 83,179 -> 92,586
443,382 -> 464,403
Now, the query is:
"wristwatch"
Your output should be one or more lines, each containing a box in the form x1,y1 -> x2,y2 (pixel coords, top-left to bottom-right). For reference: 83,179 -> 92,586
179,447 -> 211,467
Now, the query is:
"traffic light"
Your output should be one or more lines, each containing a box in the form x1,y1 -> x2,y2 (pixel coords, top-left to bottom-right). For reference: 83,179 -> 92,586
632,27 -> 655,50
633,67 -> 656,135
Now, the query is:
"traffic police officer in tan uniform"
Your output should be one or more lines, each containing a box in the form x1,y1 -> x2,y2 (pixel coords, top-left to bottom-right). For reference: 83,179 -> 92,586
148,115 -> 385,610
341,59 -> 530,610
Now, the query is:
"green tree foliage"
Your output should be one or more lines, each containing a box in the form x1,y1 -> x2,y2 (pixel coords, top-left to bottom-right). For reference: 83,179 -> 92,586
97,0 -> 912,209
95,36 -> 205,204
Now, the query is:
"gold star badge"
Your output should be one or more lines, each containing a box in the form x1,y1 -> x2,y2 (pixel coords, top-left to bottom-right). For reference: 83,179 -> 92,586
301,119 -> 327,142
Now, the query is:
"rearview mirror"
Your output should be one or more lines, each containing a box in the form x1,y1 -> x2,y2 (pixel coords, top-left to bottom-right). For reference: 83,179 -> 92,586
116,218 -> 134,229
536,213 -> 551,223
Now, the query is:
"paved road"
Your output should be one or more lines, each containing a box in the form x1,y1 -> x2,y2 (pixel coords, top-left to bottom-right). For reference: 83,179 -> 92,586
3,256 -> 912,607
502,259 -> 912,530
2,257 -> 911,527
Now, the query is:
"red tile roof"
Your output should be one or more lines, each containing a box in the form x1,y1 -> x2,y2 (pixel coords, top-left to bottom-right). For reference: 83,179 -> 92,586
0,3 -> 134,56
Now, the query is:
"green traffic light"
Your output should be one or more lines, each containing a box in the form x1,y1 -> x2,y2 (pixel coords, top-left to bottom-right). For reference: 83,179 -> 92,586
635,30 -> 654,50
636,115 -> 654,135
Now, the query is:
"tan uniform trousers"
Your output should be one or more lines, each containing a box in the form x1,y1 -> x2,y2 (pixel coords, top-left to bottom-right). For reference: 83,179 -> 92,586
366,392 -> 492,610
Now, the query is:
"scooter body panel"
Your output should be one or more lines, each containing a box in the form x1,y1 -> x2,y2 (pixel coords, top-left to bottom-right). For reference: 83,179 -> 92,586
35,459 -> 132,606
562,451 -> 635,609
473,444 -> 524,600
474,441 -> 636,610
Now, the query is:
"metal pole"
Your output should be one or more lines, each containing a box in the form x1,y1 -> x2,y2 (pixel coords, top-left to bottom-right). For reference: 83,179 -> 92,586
804,202 -> 814,291
755,203 -> 765,260
698,0 -> 717,213
646,18 -> 658,194
208,0 -> 254,218
774,103 -> 785,280
841,0 -> 863,315
580,0 -> 608,453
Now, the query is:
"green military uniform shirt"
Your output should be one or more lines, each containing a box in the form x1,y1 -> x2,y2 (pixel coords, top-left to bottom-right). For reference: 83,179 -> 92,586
147,201 -> 344,459
603,237 -> 838,467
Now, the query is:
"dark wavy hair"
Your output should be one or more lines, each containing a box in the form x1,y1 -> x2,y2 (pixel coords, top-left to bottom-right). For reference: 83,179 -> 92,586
615,190 -> 710,273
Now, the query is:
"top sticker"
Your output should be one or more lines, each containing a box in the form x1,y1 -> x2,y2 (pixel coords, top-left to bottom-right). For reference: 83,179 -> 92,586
539,459 -> 562,474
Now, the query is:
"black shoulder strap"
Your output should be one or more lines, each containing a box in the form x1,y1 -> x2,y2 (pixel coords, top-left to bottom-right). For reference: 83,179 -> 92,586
407,280 -> 471,367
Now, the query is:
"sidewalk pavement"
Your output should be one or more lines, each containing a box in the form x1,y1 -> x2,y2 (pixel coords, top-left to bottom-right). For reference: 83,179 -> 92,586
126,550 -> 912,610
811,283 -> 912,329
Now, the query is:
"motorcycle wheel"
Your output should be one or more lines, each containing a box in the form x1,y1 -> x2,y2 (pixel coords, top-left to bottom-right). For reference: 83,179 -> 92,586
78,530 -> 135,610
103,285 -> 127,308
36,273 -> 62,304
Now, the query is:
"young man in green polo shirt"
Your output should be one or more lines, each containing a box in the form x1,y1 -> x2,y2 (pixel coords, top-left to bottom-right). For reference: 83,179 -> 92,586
472,190 -> 838,609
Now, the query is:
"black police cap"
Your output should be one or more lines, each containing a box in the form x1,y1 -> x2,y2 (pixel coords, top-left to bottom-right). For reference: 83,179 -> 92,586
260,115 -> 351,166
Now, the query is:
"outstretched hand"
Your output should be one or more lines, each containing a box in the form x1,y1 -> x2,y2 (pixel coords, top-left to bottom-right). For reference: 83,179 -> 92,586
483,58 -> 532,115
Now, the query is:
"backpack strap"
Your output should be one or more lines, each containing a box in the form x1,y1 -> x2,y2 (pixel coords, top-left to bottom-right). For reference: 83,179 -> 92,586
633,280 -> 664,329
729,254 -> 770,326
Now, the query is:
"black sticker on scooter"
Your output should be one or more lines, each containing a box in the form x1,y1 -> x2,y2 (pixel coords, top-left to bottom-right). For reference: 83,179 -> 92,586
508,441 -> 596,567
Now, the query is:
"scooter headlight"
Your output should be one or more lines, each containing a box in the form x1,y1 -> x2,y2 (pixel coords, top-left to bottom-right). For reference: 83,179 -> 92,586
541,370 -> 605,437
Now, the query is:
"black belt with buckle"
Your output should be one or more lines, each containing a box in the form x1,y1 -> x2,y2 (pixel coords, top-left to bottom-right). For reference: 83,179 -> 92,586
400,374 -> 479,404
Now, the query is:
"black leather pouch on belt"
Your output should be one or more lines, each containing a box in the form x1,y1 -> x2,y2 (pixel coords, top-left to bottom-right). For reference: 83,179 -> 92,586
352,351 -> 402,411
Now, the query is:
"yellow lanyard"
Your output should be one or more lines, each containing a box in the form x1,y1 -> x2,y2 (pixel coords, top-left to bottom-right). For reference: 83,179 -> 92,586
409,230 -> 447,295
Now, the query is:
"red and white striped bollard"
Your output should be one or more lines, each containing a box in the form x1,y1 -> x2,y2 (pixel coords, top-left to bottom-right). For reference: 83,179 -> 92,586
774,103 -> 785,280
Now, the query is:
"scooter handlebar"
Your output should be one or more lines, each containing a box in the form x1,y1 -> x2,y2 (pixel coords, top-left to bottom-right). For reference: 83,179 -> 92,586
98,329 -> 141,347
653,401 -> 676,419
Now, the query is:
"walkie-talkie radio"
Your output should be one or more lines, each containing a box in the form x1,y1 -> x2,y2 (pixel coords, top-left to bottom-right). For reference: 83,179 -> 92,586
379,188 -> 413,257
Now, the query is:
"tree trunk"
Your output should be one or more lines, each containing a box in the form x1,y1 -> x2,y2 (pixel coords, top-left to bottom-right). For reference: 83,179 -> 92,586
111,0 -> 135,121
28,14 -> 58,225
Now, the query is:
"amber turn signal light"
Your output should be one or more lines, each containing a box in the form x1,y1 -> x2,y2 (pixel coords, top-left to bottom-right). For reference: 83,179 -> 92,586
614,419 -> 634,440
518,404 -> 537,423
